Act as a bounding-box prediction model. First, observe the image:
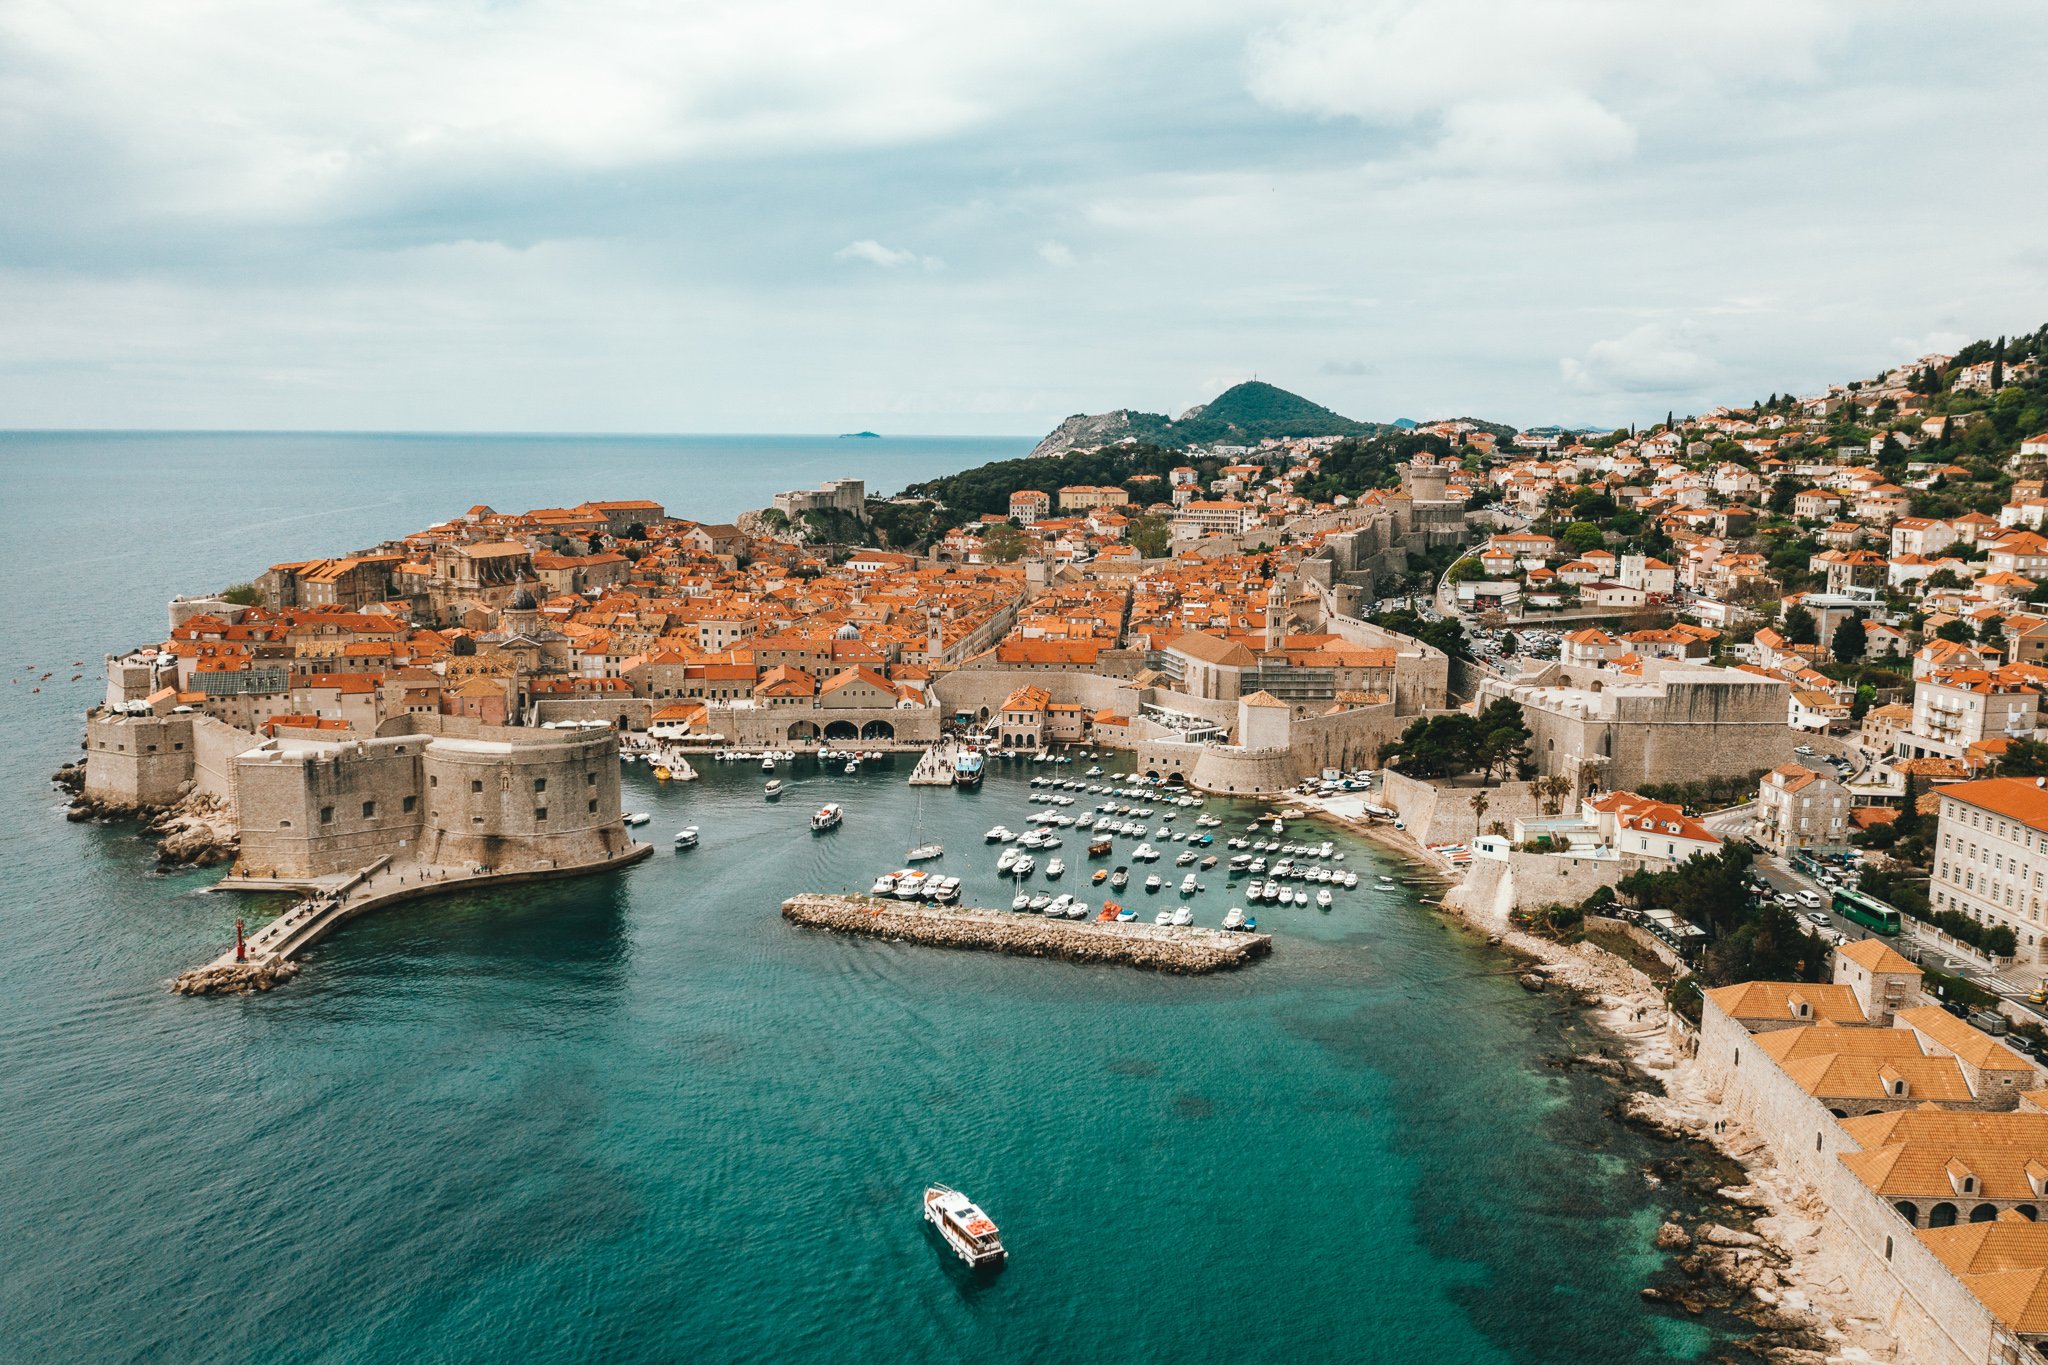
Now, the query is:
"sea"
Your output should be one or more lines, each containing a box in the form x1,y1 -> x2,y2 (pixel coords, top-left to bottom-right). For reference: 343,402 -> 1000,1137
0,432 -> 1736,1362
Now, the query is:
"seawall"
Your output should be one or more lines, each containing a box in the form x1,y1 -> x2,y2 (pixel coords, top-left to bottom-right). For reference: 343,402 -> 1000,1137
781,893 -> 1271,973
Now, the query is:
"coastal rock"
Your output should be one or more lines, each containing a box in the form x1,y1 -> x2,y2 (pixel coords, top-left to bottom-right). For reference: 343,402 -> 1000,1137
1654,1221 -> 1692,1250
1517,973 -> 1547,992
1701,1223 -> 1764,1248
1716,1184 -> 1771,1208
170,959 -> 301,996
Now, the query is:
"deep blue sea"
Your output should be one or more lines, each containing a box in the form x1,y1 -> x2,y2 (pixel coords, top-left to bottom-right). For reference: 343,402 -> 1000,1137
0,433 -> 1732,1362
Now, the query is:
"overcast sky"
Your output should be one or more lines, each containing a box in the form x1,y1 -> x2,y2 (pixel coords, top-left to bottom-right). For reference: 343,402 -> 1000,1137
3,0 -> 2045,435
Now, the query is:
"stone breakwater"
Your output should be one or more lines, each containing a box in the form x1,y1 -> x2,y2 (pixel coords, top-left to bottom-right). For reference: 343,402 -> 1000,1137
781,894 -> 1272,973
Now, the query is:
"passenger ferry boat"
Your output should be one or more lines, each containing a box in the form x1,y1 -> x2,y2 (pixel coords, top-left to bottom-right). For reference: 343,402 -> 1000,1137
923,1185 -> 1006,1269
810,803 -> 843,832
952,747 -> 985,788
764,779 -> 783,799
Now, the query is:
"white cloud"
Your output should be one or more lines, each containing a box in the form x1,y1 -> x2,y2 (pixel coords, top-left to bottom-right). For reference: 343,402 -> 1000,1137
833,240 -> 942,270
1560,322 -> 1721,396
1037,241 -> 1076,268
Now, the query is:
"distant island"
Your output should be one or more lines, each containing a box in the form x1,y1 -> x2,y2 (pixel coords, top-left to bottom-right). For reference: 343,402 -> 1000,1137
838,431 -> 881,439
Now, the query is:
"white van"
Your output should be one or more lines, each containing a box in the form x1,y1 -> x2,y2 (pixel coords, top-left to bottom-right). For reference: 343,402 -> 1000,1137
1796,889 -> 1821,910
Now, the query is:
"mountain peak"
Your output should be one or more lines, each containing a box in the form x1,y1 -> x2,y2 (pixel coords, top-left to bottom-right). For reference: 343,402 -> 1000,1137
1031,380 -> 1377,456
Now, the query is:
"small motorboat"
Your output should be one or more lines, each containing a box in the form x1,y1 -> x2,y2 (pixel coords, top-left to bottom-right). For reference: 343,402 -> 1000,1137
1222,906 -> 1245,931
1153,908 -> 1173,925
1012,892 -> 1032,910
1246,879 -> 1264,900
1317,888 -> 1334,910
1029,893 -> 1054,912
924,1185 -> 1005,1270
997,847 -> 1020,873
985,826 -> 1013,843
907,844 -> 943,862
1144,874 -> 1163,893
764,780 -> 783,799
1229,853 -> 1251,872
845,760 -> 860,775
1066,899 -> 1089,920
1012,855 -> 1035,877
1110,867 -> 1130,889
651,764 -> 672,781
1132,843 -> 1157,862
1091,868 -> 1108,885
1170,905 -> 1192,926
1175,850 -> 1196,866
624,812 -> 651,827
761,755 -> 777,771
811,803 -> 844,832
673,826 -> 699,849
1114,902 -> 1136,922
872,873 -> 900,896
1343,871 -> 1359,888
1045,858 -> 1066,879
1179,873 -> 1198,895
1086,766 -> 1103,776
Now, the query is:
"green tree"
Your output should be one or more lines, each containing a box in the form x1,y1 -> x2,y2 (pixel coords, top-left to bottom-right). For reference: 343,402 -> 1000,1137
1561,521 -> 1605,553
1381,714 -> 1484,779
1831,614 -> 1867,664
1998,738 -> 2048,777
982,523 -> 1028,563
1935,618 -> 1974,644
1128,514 -> 1172,559
1783,605 -> 1818,645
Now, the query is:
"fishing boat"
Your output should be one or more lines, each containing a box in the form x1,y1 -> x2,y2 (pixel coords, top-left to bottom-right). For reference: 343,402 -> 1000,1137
810,803 -> 843,832
871,872 -> 900,896
764,780 -> 783,799
1088,836 -> 1113,858
673,826 -> 699,849
923,1185 -> 1006,1270
1109,867 -> 1129,890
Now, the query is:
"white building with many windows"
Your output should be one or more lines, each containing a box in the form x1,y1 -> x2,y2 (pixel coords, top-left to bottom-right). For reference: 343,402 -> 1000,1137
1931,777 -> 2048,963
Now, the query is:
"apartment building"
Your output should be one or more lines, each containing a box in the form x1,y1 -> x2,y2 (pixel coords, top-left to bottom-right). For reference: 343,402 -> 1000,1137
1931,777 -> 2048,962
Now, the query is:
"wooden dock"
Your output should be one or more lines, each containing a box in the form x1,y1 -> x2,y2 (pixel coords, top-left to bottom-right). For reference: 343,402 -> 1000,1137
781,893 -> 1272,973
908,742 -> 959,786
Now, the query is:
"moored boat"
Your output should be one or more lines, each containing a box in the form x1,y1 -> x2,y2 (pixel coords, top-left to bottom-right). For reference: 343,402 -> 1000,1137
907,843 -> 944,862
923,1185 -> 1005,1269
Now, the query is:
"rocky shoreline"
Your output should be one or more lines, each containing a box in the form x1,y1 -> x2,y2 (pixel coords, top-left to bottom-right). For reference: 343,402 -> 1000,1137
52,761 -> 239,869
1306,803 -> 1883,1362
170,959 -> 302,996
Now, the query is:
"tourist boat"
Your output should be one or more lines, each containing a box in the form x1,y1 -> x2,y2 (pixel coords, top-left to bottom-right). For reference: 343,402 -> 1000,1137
1109,867 -> 1129,889
985,825 -> 1013,843
1170,905 -> 1192,926
895,872 -> 928,899
673,826 -> 699,849
953,748 -> 984,788
930,878 -> 961,904
923,1185 -> 1005,1270
764,780 -> 783,798
1045,857 -> 1065,878
1223,906 -> 1245,931
811,803 -> 844,832
1088,837 -> 1112,858
1316,888 -> 1334,910
872,872 -> 900,896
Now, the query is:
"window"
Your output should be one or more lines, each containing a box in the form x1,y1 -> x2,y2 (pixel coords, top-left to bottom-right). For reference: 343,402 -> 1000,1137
320,806 -> 334,824
472,780 -> 483,794
429,775 -> 438,788
279,819 -> 292,829
535,807 -> 548,821
534,777 -> 547,793
588,798 -> 598,813
402,795 -> 417,814
362,800 -> 376,818
586,772 -> 597,786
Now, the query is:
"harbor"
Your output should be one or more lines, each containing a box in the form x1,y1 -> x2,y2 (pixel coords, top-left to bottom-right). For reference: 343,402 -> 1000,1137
781,892 -> 1271,973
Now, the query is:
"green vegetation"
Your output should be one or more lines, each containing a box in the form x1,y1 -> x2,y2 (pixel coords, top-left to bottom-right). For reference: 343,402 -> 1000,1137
1128,513 -> 1172,559
1290,432 -> 1457,503
904,441 -> 1193,518
1367,607 -> 1467,658
1379,697 -> 1532,783
220,582 -> 264,606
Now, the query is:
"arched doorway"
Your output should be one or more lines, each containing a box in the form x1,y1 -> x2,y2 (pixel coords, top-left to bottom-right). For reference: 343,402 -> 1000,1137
1892,1202 -> 1919,1226
824,720 -> 858,742
1929,1203 -> 1959,1228
1970,1204 -> 1999,1223
860,719 -> 896,741
2018,1205 -> 2039,1221
788,721 -> 819,742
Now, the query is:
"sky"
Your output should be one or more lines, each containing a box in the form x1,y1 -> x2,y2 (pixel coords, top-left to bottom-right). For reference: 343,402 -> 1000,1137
2,0 -> 2046,436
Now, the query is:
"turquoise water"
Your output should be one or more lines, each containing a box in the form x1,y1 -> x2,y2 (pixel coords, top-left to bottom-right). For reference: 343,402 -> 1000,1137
0,434 -> 1729,1361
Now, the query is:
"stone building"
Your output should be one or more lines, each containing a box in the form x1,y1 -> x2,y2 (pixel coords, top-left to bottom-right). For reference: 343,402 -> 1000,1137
1756,762 -> 1850,854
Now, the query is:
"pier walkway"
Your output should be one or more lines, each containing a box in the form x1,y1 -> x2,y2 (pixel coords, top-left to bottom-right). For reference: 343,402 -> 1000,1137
174,843 -> 655,995
908,742 -> 961,786
782,893 -> 1271,973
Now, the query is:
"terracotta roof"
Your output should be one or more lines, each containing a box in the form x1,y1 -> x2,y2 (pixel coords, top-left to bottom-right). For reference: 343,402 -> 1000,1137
1704,980 -> 1865,1025
1837,938 -> 1923,975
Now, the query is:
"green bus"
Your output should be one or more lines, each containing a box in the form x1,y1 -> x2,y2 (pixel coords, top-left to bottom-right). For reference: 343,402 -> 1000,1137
1832,887 -> 1902,936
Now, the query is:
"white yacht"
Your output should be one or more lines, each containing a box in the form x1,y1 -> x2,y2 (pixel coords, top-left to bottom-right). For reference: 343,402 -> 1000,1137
673,826 -> 699,849
996,847 -> 1021,873
1170,905 -> 1193,926
1316,888 -> 1334,909
1222,906 -> 1246,930
1045,857 -> 1066,879
624,812 -> 651,827
984,825 -> 1014,843
871,872 -> 900,896
894,872 -> 928,899
1179,873 -> 1198,895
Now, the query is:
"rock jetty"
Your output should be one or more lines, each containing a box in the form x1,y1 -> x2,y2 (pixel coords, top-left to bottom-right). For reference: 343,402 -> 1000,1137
781,893 -> 1271,973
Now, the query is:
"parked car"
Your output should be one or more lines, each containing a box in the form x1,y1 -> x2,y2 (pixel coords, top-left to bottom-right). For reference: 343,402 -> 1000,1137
1805,911 -> 1829,926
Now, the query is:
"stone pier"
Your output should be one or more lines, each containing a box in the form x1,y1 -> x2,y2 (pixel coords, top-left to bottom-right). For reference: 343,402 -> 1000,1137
781,893 -> 1272,973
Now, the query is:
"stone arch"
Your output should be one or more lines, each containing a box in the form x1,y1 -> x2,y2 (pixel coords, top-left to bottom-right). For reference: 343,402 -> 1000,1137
978,706 -> 990,722
1829,1108 -> 1849,1119
1893,1201 -> 1919,1226
1929,1202 -> 1959,1228
860,719 -> 895,741
619,713 -> 630,731
824,720 -> 859,742
1970,1203 -> 1999,1223
1145,769 -> 1162,781
2019,1205 -> 2040,1221
788,721 -> 820,742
